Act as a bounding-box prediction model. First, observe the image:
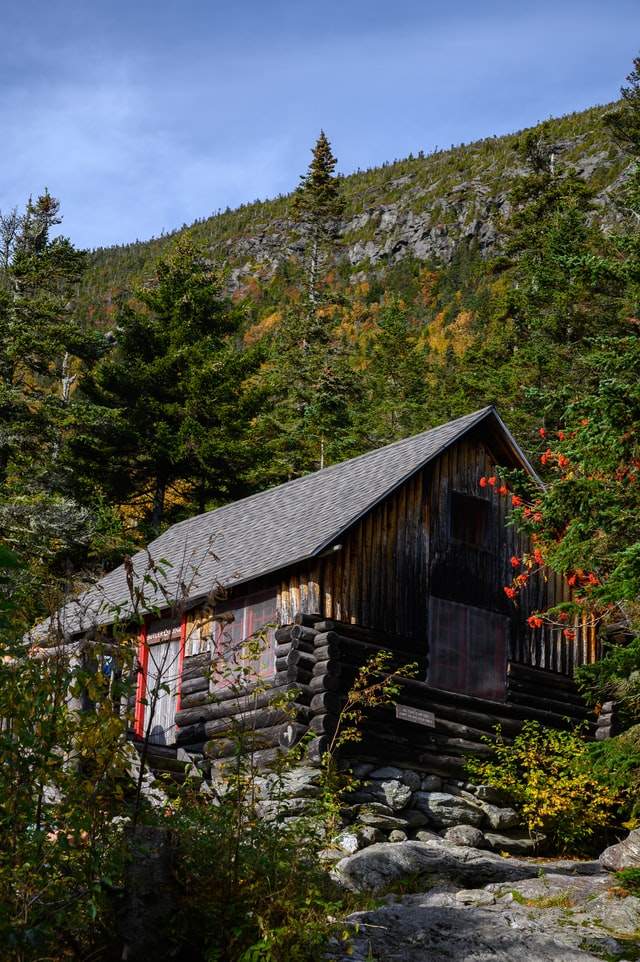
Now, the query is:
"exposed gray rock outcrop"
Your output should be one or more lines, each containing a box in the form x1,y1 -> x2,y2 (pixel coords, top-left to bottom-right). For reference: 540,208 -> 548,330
331,838 -> 602,894
327,841 -> 639,962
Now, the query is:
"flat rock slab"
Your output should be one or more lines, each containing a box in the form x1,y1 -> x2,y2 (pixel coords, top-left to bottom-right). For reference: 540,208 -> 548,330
332,839 -> 601,893
330,875 -> 638,962
326,841 -> 639,962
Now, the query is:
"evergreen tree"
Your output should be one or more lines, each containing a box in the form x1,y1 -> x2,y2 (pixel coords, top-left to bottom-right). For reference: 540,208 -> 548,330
604,55 -> 640,155
0,192 -> 105,605
290,131 -> 344,315
75,233 -> 263,537
502,56 -> 640,755
353,295 -> 431,447
246,134 -> 354,481
486,123 -> 623,438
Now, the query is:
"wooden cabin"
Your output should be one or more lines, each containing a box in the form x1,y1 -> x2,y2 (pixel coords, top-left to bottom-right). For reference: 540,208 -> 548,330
54,407 -> 599,777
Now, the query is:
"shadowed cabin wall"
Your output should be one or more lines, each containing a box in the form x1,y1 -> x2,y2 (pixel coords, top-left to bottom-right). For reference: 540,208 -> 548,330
276,429 -> 598,677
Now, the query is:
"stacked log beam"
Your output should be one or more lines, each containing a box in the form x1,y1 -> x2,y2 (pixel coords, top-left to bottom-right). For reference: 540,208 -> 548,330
295,614 -> 596,775
174,612 -> 596,774
174,621 -> 321,758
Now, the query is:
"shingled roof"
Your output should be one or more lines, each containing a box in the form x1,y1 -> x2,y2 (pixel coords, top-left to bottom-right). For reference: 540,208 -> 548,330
51,406 -> 533,637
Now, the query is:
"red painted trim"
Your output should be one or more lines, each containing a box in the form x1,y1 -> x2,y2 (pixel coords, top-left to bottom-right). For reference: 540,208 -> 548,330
134,623 -> 149,740
134,614 -> 186,743
176,616 -> 186,715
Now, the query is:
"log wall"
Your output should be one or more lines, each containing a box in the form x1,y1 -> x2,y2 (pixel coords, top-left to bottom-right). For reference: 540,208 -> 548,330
173,610 -> 597,777
295,614 -> 596,778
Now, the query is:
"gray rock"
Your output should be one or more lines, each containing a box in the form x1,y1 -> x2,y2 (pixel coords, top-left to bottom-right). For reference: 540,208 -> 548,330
443,824 -> 485,848
256,795 -> 312,818
413,829 -> 442,842
400,769 -> 422,791
334,831 -> 362,854
413,791 -> 484,827
369,765 -> 406,780
333,839 -> 557,894
358,825 -> 386,846
350,762 -> 375,779
357,810 -> 411,832
472,783 -> 511,804
397,808 -> 430,828
370,778 -> 414,811
479,802 -> 521,830
389,830 -> 408,843
600,828 -> 640,871
483,829 -> 546,856
456,888 -> 496,905
354,800 -> 394,815
420,774 -> 442,792
277,766 -> 324,797
590,893 -> 640,935
330,858 -> 622,962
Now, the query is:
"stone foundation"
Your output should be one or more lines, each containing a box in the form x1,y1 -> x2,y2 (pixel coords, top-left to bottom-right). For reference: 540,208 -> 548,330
243,761 -> 542,857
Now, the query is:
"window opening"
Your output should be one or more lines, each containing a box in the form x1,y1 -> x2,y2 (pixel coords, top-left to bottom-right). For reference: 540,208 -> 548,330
135,615 -> 185,745
211,589 -> 277,688
450,491 -> 491,549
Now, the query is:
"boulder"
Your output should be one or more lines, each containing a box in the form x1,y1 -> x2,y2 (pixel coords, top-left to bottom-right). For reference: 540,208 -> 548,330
483,829 -> 547,856
600,828 -> 640,871
357,809 -> 412,832
333,839 -> 555,893
478,802 -> 521,830
369,778 -> 414,811
420,774 -> 442,792
412,791 -> 484,827
443,824 -> 485,848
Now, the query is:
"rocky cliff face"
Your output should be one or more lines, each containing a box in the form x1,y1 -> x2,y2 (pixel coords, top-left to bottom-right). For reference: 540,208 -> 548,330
221,132 -> 626,292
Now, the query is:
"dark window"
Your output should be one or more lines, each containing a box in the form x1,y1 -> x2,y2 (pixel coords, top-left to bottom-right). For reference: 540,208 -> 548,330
428,597 -> 507,699
450,492 -> 491,549
212,589 -> 277,687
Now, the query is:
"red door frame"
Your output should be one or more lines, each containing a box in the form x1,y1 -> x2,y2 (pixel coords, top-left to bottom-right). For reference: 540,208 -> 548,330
134,615 -> 186,741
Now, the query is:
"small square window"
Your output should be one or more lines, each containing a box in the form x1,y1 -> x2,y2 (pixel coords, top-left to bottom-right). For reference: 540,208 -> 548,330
450,492 -> 490,549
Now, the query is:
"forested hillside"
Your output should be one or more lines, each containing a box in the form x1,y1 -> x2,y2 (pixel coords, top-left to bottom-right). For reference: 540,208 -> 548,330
1,59 -> 640,635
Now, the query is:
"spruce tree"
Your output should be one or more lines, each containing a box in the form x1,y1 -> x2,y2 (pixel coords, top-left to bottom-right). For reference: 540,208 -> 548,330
74,233 -> 263,537
0,192 -> 105,606
290,131 -> 344,315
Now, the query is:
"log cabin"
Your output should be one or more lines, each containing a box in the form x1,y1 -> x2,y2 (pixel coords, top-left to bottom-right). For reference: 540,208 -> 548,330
50,406 -> 600,778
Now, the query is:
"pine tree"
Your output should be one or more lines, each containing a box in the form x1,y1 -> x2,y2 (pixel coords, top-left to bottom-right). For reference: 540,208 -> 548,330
290,131 -> 344,315
0,192 -> 105,605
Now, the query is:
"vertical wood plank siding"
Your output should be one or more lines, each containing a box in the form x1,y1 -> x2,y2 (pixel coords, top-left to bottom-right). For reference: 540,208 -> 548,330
275,430 -> 599,676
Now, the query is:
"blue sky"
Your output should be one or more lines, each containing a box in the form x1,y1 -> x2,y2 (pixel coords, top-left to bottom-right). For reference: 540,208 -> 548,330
3,1 -> 639,250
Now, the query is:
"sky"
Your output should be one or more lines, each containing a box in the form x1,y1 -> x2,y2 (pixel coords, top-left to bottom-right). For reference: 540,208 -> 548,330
2,1 -> 640,251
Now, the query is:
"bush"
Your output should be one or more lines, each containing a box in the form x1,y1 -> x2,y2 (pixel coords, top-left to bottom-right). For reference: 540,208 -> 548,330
165,768 -> 349,962
467,720 -> 620,854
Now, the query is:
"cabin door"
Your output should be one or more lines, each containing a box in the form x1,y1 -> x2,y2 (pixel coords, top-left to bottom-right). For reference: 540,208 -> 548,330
141,618 -> 184,745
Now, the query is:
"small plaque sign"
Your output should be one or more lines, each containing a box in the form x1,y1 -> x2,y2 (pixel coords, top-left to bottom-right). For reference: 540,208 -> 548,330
396,704 -> 436,728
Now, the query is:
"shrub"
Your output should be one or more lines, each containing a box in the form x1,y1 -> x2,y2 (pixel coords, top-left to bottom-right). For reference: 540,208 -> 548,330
467,720 -> 620,853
